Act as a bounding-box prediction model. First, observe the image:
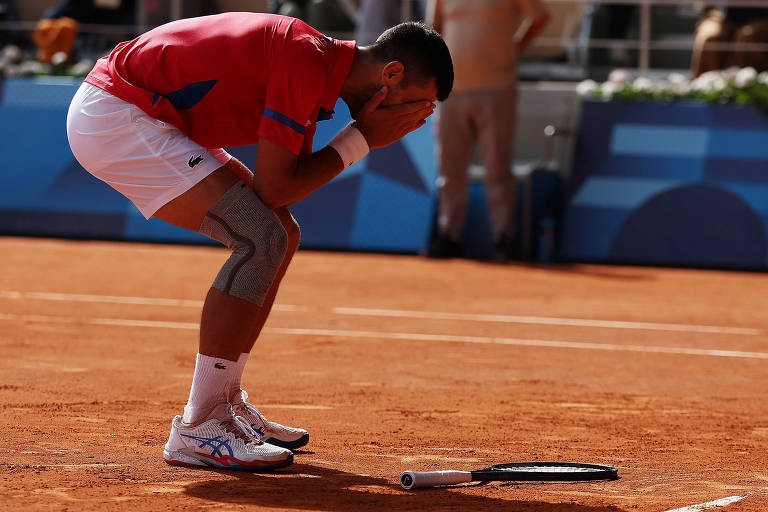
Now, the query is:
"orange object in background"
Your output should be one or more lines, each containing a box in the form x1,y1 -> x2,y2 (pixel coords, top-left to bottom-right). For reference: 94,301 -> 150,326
32,16 -> 79,64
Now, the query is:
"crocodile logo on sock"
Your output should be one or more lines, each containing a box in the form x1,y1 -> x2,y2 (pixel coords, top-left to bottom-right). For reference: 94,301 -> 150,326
214,363 -> 227,370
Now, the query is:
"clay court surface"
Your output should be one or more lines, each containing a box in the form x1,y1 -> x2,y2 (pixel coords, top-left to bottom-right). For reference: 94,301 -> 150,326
1,236 -> 768,511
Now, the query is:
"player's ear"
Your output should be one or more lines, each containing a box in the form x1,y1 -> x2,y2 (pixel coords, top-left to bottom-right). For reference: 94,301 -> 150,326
381,61 -> 405,86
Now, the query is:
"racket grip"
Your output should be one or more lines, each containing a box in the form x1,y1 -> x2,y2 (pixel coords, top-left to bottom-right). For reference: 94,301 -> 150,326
400,470 -> 472,490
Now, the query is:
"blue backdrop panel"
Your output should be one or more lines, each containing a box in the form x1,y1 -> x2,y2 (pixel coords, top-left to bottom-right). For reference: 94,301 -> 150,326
349,172 -> 433,252
0,77 -> 438,252
288,174 -> 362,248
561,99 -> 768,269
609,184 -> 766,268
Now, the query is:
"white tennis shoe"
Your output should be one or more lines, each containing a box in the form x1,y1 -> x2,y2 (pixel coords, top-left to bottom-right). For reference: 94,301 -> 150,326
163,402 -> 293,471
231,389 -> 310,450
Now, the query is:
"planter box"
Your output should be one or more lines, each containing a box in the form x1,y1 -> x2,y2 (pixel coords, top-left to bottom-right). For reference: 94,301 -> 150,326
560,99 -> 768,270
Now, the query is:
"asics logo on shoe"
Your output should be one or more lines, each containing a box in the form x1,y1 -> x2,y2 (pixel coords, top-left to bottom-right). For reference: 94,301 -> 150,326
180,433 -> 233,458
214,363 -> 227,370
188,155 -> 204,167
252,425 -> 266,437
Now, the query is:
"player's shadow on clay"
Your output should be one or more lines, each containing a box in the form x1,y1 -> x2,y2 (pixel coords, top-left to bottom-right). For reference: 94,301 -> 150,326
183,463 -> 628,512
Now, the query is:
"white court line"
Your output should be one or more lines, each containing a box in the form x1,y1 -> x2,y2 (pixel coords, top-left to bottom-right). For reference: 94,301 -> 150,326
4,314 -> 768,360
267,327 -> 768,360
664,495 -> 746,512
0,290 -> 760,336
333,307 -> 760,336
665,487 -> 768,511
91,318 -> 199,330
0,290 -> 305,312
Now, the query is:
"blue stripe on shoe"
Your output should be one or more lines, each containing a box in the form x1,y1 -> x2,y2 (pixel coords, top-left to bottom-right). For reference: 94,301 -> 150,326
263,108 -> 305,135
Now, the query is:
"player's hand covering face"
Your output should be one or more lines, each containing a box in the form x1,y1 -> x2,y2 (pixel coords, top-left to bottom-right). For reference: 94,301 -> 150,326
353,83 -> 437,149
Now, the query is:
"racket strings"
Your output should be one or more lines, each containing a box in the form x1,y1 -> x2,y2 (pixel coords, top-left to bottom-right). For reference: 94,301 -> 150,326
492,465 -> 603,473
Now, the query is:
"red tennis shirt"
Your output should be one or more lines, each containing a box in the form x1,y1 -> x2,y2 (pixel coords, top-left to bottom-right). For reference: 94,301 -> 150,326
85,13 -> 356,155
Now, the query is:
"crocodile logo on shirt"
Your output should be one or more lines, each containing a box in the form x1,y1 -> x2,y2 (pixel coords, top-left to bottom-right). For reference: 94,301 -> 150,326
188,155 -> 204,168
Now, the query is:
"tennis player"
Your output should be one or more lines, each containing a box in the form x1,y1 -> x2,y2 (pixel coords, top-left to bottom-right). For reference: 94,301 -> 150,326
67,12 -> 453,471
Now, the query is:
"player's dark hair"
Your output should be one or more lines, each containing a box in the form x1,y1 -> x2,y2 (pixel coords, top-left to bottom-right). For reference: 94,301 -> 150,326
369,22 -> 453,101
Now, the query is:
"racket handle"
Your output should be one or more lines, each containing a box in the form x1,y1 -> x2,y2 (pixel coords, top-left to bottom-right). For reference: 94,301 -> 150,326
400,470 -> 472,489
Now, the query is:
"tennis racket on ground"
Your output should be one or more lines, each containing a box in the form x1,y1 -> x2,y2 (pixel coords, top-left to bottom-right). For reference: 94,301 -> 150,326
400,462 -> 619,490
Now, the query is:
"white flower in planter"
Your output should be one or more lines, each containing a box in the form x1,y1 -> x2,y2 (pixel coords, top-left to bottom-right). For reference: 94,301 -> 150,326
653,80 -> 671,94
711,76 -> 728,92
670,80 -> 690,95
601,81 -> 620,99
51,52 -> 68,67
17,60 -> 48,76
721,66 -> 740,81
587,66 -> 768,107
1,45 -> 21,63
608,69 -> 630,87
697,70 -> 722,84
692,72 -> 727,93
70,59 -> 94,77
690,77 -> 706,92
734,67 -> 757,88
632,76 -> 654,92
577,79 -> 599,96
668,72 -> 687,85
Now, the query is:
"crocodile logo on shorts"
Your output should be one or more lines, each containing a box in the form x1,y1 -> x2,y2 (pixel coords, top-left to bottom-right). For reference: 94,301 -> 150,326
188,155 -> 204,168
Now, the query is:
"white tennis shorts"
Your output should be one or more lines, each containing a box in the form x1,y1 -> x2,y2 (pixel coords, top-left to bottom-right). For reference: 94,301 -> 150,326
66,82 -> 232,219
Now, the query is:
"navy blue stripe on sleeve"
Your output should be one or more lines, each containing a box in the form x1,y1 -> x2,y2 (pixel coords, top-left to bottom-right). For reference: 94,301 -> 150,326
263,108 -> 305,135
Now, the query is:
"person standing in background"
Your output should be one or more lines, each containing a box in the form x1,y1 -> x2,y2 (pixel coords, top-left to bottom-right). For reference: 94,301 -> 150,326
692,7 -> 768,77
426,0 -> 548,260
355,0 -> 427,45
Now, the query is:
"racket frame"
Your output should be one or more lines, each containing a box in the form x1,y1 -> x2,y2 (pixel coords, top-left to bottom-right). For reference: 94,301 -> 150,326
472,461 -> 619,482
400,462 -> 619,490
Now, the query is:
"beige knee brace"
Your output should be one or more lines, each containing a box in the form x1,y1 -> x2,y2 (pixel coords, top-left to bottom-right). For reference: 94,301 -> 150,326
198,183 -> 288,305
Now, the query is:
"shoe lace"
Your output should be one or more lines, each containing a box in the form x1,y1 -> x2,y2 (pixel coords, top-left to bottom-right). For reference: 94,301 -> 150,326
231,390 -> 269,426
220,415 -> 263,445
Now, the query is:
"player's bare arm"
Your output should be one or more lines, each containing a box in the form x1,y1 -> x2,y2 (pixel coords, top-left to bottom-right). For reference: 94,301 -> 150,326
252,89 -> 435,209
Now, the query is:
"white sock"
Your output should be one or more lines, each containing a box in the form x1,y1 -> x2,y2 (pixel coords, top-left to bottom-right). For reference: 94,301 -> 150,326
182,353 -> 237,425
229,353 -> 250,399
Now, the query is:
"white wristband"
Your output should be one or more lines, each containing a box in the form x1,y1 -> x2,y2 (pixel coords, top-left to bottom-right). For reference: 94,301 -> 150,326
328,123 -> 370,169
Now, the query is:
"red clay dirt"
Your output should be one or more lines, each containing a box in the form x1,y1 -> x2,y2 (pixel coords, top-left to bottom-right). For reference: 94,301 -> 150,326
1,236 -> 767,512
